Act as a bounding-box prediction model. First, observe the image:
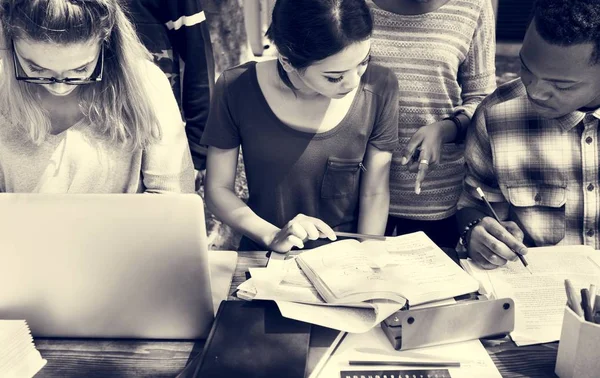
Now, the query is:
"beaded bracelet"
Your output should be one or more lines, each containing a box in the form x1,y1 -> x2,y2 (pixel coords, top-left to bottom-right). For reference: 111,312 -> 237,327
459,218 -> 483,250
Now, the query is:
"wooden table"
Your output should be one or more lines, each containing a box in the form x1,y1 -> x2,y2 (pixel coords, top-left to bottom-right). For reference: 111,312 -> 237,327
34,251 -> 559,378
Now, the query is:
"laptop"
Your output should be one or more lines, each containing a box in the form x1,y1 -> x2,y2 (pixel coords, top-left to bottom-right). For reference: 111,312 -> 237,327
0,193 -> 214,339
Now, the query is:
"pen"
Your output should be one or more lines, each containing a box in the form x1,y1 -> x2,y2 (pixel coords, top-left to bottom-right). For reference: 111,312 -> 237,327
589,284 -> 597,310
348,360 -> 461,368
593,294 -> 600,324
564,279 -> 584,317
334,231 -> 386,241
581,288 -> 593,322
475,187 -> 531,274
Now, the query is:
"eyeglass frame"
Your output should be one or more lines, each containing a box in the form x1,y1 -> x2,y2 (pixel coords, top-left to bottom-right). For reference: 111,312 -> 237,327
12,40 -> 104,85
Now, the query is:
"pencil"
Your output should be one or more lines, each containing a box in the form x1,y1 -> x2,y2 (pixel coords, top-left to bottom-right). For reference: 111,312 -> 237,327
564,279 -> 584,317
349,360 -> 461,368
334,231 -> 386,241
475,187 -> 531,274
589,284 -> 597,310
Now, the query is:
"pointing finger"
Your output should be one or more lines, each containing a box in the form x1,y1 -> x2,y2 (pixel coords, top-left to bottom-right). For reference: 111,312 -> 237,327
415,159 -> 429,194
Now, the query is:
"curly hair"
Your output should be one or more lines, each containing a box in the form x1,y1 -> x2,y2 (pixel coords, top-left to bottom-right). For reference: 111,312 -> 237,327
533,0 -> 600,64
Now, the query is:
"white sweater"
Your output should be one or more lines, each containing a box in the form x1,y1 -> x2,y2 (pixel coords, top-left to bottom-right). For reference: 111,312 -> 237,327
0,61 -> 194,193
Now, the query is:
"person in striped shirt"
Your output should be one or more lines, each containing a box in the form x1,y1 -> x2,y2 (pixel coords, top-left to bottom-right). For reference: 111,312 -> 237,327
458,0 -> 600,269
368,0 -> 497,248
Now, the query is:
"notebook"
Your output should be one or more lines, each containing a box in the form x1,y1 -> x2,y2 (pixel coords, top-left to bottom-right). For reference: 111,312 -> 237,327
177,325 -> 338,378
192,300 -> 311,378
0,320 -> 46,378
0,193 -> 215,339
295,231 -> 479,306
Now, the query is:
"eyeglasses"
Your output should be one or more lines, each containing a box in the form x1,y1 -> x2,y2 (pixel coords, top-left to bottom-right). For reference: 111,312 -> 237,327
12,41 -> 104,85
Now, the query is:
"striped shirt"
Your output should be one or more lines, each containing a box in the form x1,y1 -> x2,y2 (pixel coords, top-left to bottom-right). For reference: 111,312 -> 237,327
368,0 -> 497,220
458,79 -> 600,249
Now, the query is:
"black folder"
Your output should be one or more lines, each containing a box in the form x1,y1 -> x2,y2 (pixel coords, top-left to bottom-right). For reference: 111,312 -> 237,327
192,300 -> 311,378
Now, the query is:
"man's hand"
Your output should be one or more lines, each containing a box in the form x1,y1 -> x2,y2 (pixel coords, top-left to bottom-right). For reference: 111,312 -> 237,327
266,214 -> 337,253
467,217 -> 528,269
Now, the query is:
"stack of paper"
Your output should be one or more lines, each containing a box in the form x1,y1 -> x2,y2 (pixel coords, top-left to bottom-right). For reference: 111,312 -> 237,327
237,232 -> 480,332
314,326 -> 502,378
0,320 -> 47,378
461,245 -> 600,346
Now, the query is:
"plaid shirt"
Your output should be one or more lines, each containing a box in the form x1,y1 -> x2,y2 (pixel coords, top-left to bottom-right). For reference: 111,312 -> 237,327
458,79 -> 600,249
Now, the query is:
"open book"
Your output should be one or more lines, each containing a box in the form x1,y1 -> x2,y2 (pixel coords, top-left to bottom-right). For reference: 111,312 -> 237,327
236,256 -> 404,333
461,245 -> 600,346
0,320 -> 47,378
295,231 -> 479,306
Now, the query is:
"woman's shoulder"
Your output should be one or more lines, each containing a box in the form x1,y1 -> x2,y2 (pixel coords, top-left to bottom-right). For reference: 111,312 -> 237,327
134,60 -> 185,138
361,63 -> 398,98
137,59 -> 172,94
215,61 -> 258,90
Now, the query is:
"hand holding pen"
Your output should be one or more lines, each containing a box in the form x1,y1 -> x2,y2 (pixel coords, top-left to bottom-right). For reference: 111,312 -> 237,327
465,188 -> 530,272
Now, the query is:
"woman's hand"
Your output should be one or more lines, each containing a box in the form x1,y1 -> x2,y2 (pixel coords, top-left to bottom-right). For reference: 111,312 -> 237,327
194,169 -> 206,192
400,120 -> 457,194
266,214 -> 337,253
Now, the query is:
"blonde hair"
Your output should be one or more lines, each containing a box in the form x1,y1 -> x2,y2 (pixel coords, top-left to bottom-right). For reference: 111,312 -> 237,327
0,0 -> 161,149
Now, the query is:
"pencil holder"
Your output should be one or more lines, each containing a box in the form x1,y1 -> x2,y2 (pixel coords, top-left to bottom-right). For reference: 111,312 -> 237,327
555,306 -> 600,378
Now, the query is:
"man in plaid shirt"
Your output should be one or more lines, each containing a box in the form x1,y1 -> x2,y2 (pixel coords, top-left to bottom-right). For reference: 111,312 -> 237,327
457,0 -> 600,269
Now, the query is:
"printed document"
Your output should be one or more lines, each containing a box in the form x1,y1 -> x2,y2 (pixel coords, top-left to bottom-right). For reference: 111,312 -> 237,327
462,245 -> 600,346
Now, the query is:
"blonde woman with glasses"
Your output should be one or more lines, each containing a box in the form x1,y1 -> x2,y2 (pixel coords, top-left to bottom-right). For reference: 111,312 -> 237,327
0,0 -> 194,193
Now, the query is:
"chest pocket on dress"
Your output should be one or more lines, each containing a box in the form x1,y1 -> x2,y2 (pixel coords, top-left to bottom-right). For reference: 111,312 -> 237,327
507,184 -> 567,246
321,157 -> 363,199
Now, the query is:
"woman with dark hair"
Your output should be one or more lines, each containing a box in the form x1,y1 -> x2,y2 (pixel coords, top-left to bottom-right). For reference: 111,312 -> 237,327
202,0 -> 399,252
